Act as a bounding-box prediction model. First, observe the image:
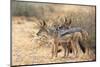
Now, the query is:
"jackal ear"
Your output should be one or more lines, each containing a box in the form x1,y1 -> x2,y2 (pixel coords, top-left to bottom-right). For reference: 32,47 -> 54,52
64,17 -> 72,26
64,16 -> 67,23
42,20 -> 46,27
68,18 -> 72,25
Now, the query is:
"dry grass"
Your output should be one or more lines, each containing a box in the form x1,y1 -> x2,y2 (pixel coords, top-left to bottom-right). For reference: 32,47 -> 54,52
12,1 -> 96,66
12,16 -> 95,66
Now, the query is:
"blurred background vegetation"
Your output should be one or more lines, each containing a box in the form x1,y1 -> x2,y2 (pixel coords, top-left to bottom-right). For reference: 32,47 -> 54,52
12,0 -> 96,50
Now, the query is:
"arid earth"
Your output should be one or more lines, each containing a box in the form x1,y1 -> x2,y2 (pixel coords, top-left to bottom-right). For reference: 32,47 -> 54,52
12,16 -> 95,66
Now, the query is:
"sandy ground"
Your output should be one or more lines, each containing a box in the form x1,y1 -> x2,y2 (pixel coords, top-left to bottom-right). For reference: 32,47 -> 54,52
12,16 -> 95,66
